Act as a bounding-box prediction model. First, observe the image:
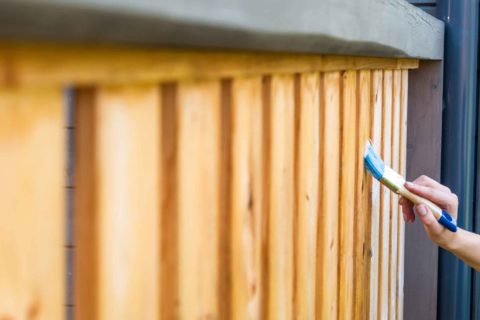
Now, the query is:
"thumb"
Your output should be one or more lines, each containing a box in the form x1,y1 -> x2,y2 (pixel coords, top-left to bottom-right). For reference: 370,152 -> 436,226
415,204 -> 444,235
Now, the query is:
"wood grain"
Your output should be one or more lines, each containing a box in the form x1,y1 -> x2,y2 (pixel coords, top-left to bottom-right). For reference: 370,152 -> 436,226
316,72 -> 340,320
389,70 -> 402,320
354,70 -> 372,320
0,42 -> 418,87
177,80 -> 221,319
95,85 -> 160,320
338,70 -> 357,320
268,75 -> 295,320
379,70 -> 393,320
294,72 -> 320,320
369,70 -> 383,320
397,70 -> 409,320
74,88 -> 98,320
231,76 -> 264,320
0,87 -> 64,319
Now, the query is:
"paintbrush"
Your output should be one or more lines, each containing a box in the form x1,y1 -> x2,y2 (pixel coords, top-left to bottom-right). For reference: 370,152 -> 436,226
363,141 -> 457,232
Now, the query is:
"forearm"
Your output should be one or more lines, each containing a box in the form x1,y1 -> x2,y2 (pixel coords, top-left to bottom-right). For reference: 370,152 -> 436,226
444,228 -> 480,271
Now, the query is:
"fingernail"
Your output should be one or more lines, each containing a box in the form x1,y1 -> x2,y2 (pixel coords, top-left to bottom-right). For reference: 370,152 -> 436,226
405,181 -> 414,187
417,205 -> 427,216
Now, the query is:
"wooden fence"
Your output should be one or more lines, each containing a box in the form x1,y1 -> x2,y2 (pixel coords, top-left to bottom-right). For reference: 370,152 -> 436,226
0,43 -> 415,319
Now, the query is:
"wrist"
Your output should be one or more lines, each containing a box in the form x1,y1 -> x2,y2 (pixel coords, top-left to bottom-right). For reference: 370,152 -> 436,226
441,227 -> 464,252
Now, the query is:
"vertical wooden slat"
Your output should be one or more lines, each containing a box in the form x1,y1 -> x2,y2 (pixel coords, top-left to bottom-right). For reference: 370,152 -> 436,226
369,70 -> 383,320
74,88 -> 98,320
316,72 -> 340,320
268,74 -> 295,320
338,70 -> 357,320
295,72 -> 320,320
354,70 -> 372,319
397,70 -> 408,320
94,85 -> 160,320
231,76 -> 264,320
389,70 -> 402,320
177,80 -> 220,319
160,83 -> 179,320
218,79 -> 233,320
0,87 -> 64,319
378,70 -> 393,320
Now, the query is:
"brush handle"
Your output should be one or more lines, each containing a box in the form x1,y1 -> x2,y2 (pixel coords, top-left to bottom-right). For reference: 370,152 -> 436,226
397,187 -> 458,232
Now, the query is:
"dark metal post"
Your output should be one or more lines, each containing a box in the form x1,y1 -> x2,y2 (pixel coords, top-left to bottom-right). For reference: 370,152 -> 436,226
437,0 -> 479,319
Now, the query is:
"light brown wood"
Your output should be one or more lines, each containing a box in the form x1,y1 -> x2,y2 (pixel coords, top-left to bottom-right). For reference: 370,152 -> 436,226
338,70 -> 357,320
0,48 -> 413,319
294,72 -> 320,320
379,70 -> 393,320
389,70 -> 402,320
231,76 -> 264,320
159,83 -> 179,320
0,87 -> 64,319
177,80 -> 221,319
74,88 -> 98,320
0,42 -> 418,87
354,70 -> 372,320
316,72 -> 341,320
369,70 -> 383,320
268,75 -> 295,320
95,85 -> 161,320
397,70 -> 409,320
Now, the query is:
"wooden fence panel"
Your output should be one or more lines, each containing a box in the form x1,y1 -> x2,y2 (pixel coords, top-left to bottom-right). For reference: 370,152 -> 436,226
0,87 -> 64,319
0,45 -> 415,320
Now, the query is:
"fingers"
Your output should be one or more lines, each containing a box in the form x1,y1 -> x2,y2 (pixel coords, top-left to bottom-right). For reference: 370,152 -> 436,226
404,182 -> 458,213
415,204 -> 445,239
413,175 -> 451,193
399,196 -> 415,222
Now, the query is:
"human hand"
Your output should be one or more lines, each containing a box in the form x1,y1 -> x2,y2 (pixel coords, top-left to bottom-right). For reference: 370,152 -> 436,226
399,175 -> 459,247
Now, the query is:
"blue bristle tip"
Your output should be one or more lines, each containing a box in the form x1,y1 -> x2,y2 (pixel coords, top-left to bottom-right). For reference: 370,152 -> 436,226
364,141 -> 385,180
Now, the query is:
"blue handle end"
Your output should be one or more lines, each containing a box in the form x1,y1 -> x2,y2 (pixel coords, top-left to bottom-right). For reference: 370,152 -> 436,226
438,210 -> 458,232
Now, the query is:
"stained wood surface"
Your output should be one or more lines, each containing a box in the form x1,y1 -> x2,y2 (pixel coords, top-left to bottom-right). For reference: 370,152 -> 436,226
177,81 -> 221,319
231,77 -> 264,320
0,87 -> 64,319
316,71 -> 341,320
294,72 -> 320,320
338,70 -> 357,320
0,43 -> 418,87
0,47 -> 411,319
268,75 -> 295,320
369,70 -> 383,320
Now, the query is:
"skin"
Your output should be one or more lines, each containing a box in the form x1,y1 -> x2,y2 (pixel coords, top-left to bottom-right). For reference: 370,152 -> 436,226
399,175 -> 480,271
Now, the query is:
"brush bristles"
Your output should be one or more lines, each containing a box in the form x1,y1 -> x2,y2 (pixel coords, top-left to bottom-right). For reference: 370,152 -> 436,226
363,141 -> 385,180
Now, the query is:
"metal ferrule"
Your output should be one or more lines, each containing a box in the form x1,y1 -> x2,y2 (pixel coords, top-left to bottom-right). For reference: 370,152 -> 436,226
380,166 -> 405,193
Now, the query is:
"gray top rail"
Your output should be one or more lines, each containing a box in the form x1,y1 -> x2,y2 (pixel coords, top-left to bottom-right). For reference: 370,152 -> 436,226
0,0 -> 444,59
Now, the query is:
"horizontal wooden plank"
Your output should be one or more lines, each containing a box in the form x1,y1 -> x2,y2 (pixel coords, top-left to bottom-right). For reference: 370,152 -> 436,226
0,43 -> 418,87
